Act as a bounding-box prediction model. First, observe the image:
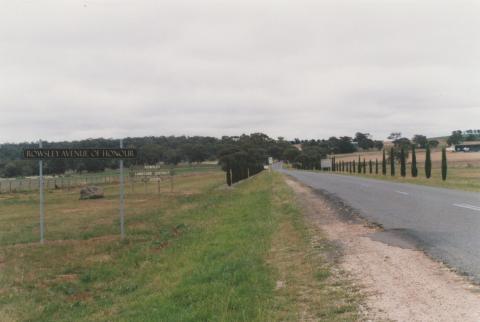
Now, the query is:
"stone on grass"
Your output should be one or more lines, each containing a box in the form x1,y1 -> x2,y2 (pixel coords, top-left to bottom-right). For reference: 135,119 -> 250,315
80,186 -> 104,200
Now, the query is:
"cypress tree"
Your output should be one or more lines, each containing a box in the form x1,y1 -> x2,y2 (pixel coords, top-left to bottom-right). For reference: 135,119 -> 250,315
332,157 -> 335,171
227,168 -> 232,186
441,147 -> 447,181
358,156 -> 361,173
353,160 -> 356,173
363,158 -> 366,174
411,145 -> 418,177
375,158 -> 379,174
369,160 -> 373,174
400,148 -> 406,177
349,161 -> 352,173
382,149 -> 387,175
390,148 -> 395,176
425,144 -> 432,179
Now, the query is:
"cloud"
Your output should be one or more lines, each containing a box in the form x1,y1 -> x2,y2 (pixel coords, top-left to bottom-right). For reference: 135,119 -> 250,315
1,0 -> 479,143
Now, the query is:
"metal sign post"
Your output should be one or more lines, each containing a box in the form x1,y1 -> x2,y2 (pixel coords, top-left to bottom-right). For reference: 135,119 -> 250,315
119,139 -> 125,239
39,140 -> 45,244
24,144 -> 136,243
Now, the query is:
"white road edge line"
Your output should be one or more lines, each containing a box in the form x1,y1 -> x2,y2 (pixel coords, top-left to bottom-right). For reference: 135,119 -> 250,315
395,190 -> 409,195
453,204 -> 480,212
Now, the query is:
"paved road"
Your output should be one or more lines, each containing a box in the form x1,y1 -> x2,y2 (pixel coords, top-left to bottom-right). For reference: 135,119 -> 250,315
277,166 -> 480,281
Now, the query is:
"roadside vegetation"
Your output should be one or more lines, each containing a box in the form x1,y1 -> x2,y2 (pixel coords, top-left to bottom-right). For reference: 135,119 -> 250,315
297,149 -> 480,192
0,171 -> 361,321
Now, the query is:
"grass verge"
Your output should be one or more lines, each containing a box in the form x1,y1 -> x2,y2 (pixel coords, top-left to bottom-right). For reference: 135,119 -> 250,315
0,171 -> 360,321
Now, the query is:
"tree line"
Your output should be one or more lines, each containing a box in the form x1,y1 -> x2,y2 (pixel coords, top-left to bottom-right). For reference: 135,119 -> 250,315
329,144 -> 448,181
0,132 -> 379,178
0,131 -> 449,184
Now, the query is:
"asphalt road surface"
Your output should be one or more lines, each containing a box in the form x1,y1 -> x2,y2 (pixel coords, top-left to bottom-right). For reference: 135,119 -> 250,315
277,166 -> 480,282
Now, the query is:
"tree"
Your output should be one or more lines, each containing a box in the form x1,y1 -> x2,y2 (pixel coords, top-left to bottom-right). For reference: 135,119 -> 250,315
382,150 -> 387,175
412,134 -> 428,148
183,144 -> 208,163
400,148 -> 406,177
447,130 -> 463,146
353,160 -> 356,173
425,144 -> 432,179
164,149 -> 183,165
388,132 -> 402,141
465,134 -> 477,141
336,136 -> 357,153
428,140 -> 439,148
282,146 -> 301,163
369,160 -> 372,174
357,156 -> 361,173
411,145 -> 418,177
3,162 -> 21,178
354,132 -> 374,150
373,140 -> 384,151
390,148 -> 395,176
375,158 -> 379,174
138,143 -> 163,164
392,137 -> 411,160
441,147 -> 447,181
363,158 -> 366,174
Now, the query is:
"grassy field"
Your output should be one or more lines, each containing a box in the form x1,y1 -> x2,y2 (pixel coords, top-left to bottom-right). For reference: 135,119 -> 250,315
0,171 -> 360,321
326,151 -> 480,192
0,164 -> 220,193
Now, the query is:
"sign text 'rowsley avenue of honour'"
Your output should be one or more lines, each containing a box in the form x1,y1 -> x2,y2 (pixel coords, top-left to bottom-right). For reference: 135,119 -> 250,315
23,148 -> 137,159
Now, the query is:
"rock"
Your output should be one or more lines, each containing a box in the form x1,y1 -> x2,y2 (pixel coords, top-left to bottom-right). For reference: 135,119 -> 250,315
79,186 -> 104,200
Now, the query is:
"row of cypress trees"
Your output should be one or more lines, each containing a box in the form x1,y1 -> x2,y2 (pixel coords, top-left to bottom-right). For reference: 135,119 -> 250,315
331,145 -> 448,181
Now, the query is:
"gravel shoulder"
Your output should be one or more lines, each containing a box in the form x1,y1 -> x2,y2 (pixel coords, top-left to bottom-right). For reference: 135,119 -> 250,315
284,176 -> 480,322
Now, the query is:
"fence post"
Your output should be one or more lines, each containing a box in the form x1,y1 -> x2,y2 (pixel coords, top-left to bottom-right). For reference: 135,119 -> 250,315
119,139 -> 125,239
39,140 -> 45,244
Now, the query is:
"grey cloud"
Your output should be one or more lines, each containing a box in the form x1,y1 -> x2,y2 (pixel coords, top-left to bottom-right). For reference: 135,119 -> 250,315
0,0 -> 479,143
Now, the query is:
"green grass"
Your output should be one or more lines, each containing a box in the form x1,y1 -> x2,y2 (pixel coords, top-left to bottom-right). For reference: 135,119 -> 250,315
0,171 -> 360,321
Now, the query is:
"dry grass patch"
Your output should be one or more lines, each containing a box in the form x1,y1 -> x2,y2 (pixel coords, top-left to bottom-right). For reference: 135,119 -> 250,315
267,175 -> 361,321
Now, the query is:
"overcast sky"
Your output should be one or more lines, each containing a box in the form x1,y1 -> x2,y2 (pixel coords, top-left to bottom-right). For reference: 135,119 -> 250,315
1,0 -> 479,143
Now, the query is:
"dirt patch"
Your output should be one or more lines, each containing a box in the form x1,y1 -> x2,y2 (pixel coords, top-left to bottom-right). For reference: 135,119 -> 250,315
85,254 -> 112,263
285,176 -> 480,322
54,274 -> 79,283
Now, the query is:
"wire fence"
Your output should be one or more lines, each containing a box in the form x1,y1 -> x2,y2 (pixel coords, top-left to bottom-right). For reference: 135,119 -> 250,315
0,166 -> 220,194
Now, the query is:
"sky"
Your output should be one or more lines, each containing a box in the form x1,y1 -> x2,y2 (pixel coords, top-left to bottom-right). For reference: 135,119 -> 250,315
1,0 -> 479,143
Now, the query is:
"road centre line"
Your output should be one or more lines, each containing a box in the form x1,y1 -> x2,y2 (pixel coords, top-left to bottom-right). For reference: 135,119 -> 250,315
453,203 -> 480,212
395,190 -> 409,195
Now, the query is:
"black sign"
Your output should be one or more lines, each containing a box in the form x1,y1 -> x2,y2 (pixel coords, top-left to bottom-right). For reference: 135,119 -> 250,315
23,148 -> 137,159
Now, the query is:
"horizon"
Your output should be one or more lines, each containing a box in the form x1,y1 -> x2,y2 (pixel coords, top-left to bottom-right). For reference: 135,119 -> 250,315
0,130 -> 455,146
